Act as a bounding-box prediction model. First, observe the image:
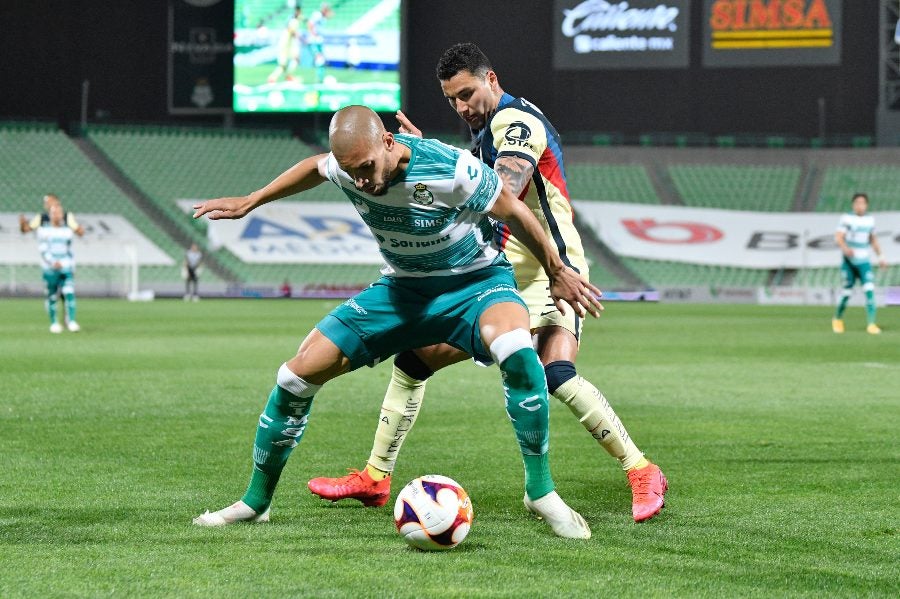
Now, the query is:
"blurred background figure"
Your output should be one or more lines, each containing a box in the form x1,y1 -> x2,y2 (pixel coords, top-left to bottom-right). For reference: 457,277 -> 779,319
184,243 -> 203,301
21,194 -> 84,326
346,37 -> 361,70
36,203 -> 80,333
19,193 -> 85,237
267,6 -> 304,83
307,3 -> 333,82
832,193 -> 888,334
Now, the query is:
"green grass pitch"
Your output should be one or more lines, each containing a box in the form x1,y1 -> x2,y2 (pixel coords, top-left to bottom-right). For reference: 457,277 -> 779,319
1,299 -> 897,597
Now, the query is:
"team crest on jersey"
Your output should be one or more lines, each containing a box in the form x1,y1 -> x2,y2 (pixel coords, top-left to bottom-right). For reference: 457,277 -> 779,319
412,182 -> 434,205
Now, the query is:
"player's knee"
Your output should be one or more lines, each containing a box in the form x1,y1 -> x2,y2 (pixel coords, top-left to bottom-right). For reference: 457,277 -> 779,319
492,329 -> 544,391
394,350 -> 434,381
863,282 -> 875,292
544,361 -> 577,394
276,363 -> 320,399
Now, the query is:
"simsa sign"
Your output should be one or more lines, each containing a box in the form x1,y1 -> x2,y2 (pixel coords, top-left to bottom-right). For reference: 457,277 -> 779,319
702,0 -> 842,67
553,0 -> 691,69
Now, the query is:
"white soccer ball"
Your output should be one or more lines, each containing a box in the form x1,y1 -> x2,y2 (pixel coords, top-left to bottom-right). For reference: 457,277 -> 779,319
393,475 -> 473,551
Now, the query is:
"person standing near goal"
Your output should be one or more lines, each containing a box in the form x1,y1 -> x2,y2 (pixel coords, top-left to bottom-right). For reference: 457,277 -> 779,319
832,193 -> 888,334
308,43 -> 668,523
191,105 -> 603,539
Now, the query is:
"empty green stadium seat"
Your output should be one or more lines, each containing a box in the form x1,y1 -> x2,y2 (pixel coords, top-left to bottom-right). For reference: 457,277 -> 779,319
816,166 -> 900,212
566,165 -> 660,204
668,164 -> 799,211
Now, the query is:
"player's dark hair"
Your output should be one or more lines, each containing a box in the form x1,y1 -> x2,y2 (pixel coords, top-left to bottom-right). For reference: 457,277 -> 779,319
436,43 -> 492,80
852,193 -> 869,204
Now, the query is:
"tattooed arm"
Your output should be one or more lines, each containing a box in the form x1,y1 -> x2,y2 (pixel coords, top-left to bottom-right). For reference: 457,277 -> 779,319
493,155 -> 534,197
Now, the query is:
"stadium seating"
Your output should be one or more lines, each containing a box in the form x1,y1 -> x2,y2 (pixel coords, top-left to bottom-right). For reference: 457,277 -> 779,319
816,166 -> 900,212
800,264 -> 900,288
86,124 -> 379,286
668,165 -> 800,211
566,164 -> 660,204
0,123 -> 198,287
620,257 -> 771,288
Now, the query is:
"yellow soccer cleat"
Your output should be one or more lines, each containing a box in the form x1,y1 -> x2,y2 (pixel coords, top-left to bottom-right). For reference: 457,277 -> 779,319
832,319 -> 845,334
867,323 -> 882,335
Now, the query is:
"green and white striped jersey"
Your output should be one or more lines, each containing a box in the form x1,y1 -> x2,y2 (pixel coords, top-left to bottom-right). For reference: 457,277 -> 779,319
36,225 -> 75,273
837,212 -> 876,266
324,135 -> 503,277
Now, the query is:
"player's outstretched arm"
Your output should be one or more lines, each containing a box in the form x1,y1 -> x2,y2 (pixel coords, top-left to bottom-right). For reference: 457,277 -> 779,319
489,187 -> 602,318
194,153 -> 330,220
395,111 -> 422,137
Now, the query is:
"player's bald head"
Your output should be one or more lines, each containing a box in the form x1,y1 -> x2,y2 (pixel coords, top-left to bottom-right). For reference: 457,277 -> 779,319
329,105 -> 384,158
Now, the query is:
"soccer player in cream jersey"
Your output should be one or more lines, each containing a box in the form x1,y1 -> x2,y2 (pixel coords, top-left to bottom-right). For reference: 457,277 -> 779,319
832,193 -> 888,334
308,43 -> 668,522
192,105 -> 604,539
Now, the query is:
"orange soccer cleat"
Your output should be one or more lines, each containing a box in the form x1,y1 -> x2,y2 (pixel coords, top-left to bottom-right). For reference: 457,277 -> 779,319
627,462 -> 668,522
308,468 -> 392,507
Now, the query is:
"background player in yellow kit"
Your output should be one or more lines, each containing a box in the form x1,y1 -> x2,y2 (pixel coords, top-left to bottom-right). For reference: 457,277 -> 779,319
267,7 -> 303,84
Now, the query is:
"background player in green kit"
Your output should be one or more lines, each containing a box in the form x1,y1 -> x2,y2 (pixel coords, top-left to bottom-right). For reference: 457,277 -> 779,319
832,193 -> 888,335
191,105 -> 603,539
35,202 -> 80,333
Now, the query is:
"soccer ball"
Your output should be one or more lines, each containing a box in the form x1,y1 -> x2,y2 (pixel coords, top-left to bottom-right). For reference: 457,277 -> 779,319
393,475 -> 473,551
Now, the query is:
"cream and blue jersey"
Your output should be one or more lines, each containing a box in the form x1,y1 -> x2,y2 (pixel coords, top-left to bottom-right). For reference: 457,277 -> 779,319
37,225 -> 75,273
837,212 -> 876,266
324,134 -> 503,277
471,93 -> 588,284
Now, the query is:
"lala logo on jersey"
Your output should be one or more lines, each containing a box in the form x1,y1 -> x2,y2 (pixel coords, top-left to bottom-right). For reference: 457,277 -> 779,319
504,121 -> 534,149
412,182 -> 434,205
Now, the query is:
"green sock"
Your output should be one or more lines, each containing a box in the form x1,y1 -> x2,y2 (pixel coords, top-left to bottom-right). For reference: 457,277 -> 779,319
242,384 -> 314,512
865,289 -> 876,325
500,348 -> 554,500
64,291 -> 76,322
46,292 -> 58,324
835,291 -> 850,319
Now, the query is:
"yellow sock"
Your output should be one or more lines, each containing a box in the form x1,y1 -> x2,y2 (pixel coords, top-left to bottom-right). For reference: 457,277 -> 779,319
553,376 -> 645,470
366,365 -> 427,473
627,457 -> 650,472
365,463 -> 391,481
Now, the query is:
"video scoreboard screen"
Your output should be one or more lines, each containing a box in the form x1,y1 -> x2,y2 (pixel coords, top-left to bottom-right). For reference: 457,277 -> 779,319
233,0 -> 401,112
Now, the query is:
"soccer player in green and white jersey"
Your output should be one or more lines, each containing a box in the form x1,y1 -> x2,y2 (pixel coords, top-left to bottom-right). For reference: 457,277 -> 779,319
191,105 -> 603,539
36,203 -> 80,333
832,193 -> 888,334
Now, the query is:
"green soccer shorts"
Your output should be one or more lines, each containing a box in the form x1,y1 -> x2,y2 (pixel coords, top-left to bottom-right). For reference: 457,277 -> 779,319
841,258 -> 874,288
316,263 -> 527,370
